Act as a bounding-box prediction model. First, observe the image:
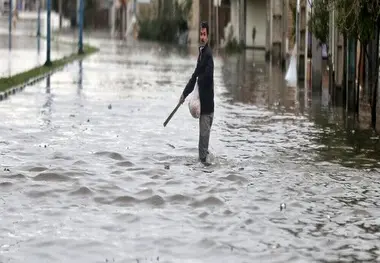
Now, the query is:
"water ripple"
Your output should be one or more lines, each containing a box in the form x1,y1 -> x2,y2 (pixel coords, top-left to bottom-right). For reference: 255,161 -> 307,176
0,37 -> 378,263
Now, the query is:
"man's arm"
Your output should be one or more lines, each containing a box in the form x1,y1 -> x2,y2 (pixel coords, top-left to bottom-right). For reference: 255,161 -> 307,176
192,51 -> 212,79
202,51 -> 213,81
182,72 -> 197,99
182,51 -> 211,99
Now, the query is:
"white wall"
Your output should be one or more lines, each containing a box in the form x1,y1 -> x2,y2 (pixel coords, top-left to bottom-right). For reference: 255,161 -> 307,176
230,0 -> 239,41
229,0 -> 266,48
188,0 -> 199,46
246,0 -> 266,48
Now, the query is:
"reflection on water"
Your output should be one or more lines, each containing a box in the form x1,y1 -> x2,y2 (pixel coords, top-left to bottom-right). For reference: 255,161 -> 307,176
37,35 -> 41,53
0,17 -> 74,78
222,49 -> 380,169
40,75 -> 52,127
310,108 -> 380,169
77,59 -> 83,94
0,39 -> 379,263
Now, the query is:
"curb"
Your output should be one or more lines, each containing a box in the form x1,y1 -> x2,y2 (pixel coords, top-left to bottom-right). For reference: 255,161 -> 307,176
0,64 -> 68,102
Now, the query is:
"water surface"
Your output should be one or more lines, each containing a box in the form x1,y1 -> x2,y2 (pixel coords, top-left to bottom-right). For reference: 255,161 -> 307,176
1,38 -> 380,263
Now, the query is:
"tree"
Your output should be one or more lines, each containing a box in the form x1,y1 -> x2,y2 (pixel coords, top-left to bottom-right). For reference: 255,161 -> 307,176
308,0 -> 329,45
138,0 -> 193,43
328,0 -> 380,128
308,0 -> 380,122
333,0 -> 380,44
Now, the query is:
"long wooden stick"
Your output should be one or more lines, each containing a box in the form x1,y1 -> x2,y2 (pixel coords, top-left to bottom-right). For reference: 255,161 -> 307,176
163,102 -> 182,127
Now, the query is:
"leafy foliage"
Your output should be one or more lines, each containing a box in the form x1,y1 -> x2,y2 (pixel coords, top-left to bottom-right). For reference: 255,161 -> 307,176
138,0 -> 192,43
222,24 -> 243,53
309,0 -> 380,45
331,0 -> 380,43
308,0 -> 329,44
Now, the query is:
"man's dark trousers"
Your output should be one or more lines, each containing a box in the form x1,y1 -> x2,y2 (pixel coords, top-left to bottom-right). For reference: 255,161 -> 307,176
199,112 -> 213,162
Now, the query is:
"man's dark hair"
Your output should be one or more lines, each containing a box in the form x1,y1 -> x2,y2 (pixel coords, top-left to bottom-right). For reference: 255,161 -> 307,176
200,21 -> 209,35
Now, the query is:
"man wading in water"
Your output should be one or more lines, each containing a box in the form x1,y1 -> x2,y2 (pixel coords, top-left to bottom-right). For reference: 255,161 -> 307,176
179,21 -> 214,164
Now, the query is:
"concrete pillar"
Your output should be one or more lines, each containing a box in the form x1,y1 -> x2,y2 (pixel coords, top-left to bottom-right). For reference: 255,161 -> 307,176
238,0 -> 245,45
189,0 -> 200,46
282,0 -> 288,66
271,0 -> 284,61
328,6 -> 334,98
266,0 -> 288,64
242,0 -> 246,45
110,2 -> 116,37
304,0 -> 310,90
59,0 -> 62,29
76,0 -> 79,26
265,0 -> 272,59
124,1 -> 131,37
121,4 -> 126,38
346,38 -> 357,112
377,45 -> 380,131
311,34 -> 322,92
215,1 -> 219,48
328,6 -> 344,97
335,29 -> 344,88
296,0 -> 306,81
209,0 -> 212,40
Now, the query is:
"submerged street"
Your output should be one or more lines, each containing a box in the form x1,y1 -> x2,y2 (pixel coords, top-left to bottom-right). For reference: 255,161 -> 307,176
0,37 -> 380,263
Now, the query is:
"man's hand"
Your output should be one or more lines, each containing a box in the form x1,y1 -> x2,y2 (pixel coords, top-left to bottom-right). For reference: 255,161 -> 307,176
179,94 -> 185,104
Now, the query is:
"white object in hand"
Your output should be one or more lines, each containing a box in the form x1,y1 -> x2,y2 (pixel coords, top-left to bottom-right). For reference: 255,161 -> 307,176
188,84 -> 201,119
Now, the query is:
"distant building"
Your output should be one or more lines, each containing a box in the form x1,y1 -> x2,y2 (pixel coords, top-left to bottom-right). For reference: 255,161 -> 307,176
14,0 -> 37,11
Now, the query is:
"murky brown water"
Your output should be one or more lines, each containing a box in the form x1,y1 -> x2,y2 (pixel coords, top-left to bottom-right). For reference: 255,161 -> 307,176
1,37 -> 380,263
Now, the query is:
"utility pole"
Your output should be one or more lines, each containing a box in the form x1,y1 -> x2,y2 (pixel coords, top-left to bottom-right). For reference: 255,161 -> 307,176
295,0 -> 300,81
265,0 -> 271,60
304,0 -> 310,90
37,0 -> 41,53
8,0 -> 12,50
45,0 -> 52,66
59,0 -> 62,29
121,1 -> 126,39
126,1 -> 129,37
111,0 -> 115,37
239,0 -> 245,46
37,0 -> 41,37
215,0 -> 219,49
296,0 -> 307,81
282,0 -> 288,68
78,0 -> 84,54
209,0 -> 211,44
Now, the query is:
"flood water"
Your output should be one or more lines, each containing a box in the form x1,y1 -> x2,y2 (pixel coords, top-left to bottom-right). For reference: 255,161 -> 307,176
0,16 -> 75,77
1,38 -> 380,263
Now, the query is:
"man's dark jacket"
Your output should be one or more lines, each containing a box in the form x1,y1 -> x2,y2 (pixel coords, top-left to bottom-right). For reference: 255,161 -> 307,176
182,43 -> 214,115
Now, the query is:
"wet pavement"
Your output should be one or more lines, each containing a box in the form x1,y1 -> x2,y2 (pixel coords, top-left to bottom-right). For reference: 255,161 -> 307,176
1,36 -> 380,263
0,13 -> 74,77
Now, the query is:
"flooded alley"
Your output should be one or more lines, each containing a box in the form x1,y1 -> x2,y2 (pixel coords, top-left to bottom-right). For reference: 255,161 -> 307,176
1,38 -> 380,263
